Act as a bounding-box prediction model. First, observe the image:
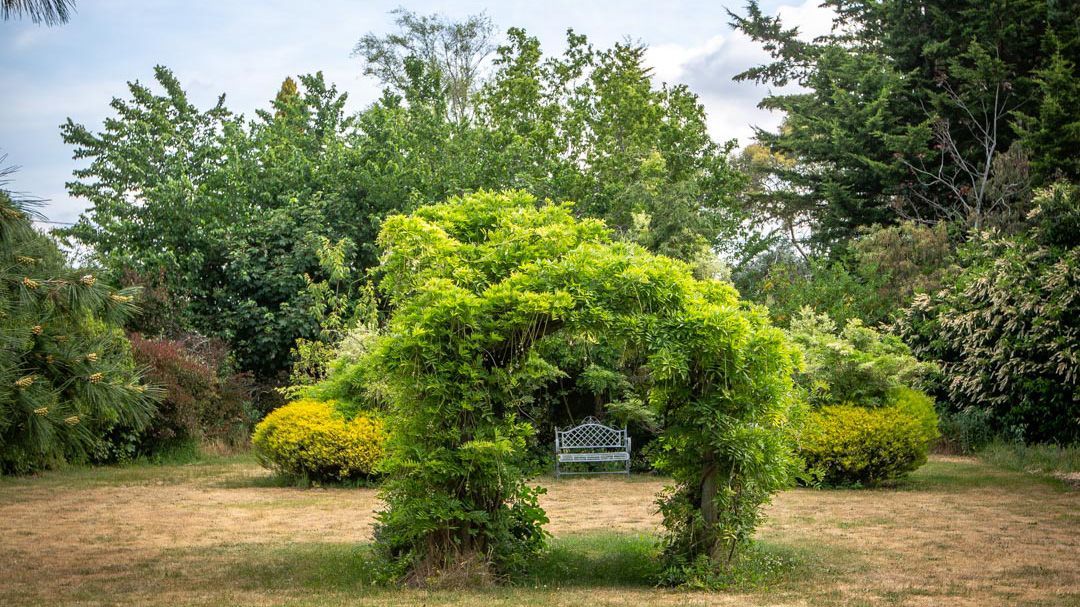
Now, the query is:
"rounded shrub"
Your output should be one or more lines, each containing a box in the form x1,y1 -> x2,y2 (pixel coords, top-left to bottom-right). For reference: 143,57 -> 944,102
801,393 -> 938,486
251,399 -> 386,483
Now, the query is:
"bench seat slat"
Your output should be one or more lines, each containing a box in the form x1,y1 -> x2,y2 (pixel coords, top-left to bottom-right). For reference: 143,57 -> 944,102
558,452 -> 630,462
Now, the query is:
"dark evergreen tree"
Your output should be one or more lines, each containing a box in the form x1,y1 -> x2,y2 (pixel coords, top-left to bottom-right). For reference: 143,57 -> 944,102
732,0 -> 1080,250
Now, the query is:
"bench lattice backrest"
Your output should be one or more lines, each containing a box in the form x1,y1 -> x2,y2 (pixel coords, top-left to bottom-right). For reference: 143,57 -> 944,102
557,417 -> 626,449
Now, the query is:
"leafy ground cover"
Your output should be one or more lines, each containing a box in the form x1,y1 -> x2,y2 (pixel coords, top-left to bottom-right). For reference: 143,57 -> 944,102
1,455 -> 1076,606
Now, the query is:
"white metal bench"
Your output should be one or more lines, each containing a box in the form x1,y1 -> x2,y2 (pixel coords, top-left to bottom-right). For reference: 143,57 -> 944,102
554,416 -> 631,478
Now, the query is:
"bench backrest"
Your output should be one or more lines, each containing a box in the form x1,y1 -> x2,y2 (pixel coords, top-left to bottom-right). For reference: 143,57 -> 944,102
556,416 -> 627,450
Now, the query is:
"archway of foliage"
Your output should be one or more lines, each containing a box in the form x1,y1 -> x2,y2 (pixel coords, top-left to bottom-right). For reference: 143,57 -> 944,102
367,191 -> 801,585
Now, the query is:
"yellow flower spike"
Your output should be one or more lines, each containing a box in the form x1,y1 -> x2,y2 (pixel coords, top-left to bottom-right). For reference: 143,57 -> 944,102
80,274 -> 96,287
86,352 -> 99,362
88,373 -> 104,383
64,415 -> 80,426
22,277 -> 40,289
15,375 -> 36,389
16,255 -> 36,265
31,325 -> 43,335
34,407 -> 49,416
109,293 -> 133,303
45,355 -> 55,364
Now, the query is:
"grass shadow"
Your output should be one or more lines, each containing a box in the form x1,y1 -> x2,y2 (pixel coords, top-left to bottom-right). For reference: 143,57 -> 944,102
517,532 -> 661,588
218,532 -> 817,595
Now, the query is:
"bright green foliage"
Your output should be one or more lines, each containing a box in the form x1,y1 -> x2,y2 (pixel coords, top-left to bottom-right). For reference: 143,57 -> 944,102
0,191 -> 158,473
252,399 -> 386,483
364,191 -> 800,585
895,183 -> 1080,444
476,29 -> 746,262
801,399 -> 938,486
787,309 -> 935,408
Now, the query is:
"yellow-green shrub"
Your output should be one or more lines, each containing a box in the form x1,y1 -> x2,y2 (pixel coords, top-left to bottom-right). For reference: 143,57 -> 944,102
800,395 -> 938,486
251,399 -> 386,482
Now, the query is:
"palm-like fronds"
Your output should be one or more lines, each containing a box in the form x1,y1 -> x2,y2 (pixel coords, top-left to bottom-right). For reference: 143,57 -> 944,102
1,0 -> 75,25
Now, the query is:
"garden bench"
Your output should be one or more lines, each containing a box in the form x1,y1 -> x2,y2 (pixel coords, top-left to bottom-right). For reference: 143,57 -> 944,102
554,416 -> 631,478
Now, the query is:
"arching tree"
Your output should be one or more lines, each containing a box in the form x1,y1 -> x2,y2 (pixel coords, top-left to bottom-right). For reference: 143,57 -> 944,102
366,191 -> 802,585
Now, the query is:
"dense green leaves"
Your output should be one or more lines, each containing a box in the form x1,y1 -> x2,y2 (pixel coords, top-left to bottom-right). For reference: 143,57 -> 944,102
61,27 -> 745,387
732,0 -> 1080,250
61,70 -> 383,383
359,191 -> 800,584
788,309 -> 935,409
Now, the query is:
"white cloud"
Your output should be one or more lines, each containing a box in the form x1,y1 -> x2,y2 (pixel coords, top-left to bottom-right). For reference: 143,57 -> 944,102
644,0 -> 836,145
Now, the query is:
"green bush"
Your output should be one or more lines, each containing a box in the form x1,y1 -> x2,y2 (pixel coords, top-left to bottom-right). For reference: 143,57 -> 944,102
787,310 -> 939,485
937,408 -> 996,454
366,191 -> 801,583
251,399 -> 386,483
788,309 -> 935,408
801,397 -> 938,486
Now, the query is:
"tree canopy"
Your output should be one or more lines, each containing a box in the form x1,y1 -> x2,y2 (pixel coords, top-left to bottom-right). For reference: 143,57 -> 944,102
732,0 -> 1080,251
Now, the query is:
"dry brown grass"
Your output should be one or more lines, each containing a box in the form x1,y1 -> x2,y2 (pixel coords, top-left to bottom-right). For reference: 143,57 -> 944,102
0,456 -> 1076,606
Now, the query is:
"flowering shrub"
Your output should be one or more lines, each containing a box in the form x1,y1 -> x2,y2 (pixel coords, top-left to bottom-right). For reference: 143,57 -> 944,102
895,183 -> 1080,443
801,392 -> 939,486
252,399 -> 386,482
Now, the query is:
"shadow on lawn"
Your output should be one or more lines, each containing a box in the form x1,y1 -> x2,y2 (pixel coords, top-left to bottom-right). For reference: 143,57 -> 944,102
221,532 -> 813,594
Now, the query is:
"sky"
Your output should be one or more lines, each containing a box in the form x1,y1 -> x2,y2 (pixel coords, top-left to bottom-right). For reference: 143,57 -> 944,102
0,0 -> 834,226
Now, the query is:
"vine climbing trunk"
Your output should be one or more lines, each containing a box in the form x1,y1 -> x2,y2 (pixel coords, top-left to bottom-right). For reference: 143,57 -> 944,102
699,453 -> 723,559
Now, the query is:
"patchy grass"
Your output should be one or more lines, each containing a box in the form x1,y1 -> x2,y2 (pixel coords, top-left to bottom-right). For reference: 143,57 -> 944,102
0,451 -> 258,492
979,441 -> 1080,487
1,456 -> 1077,606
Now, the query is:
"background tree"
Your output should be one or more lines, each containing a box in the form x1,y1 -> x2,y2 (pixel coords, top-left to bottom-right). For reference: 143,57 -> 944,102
731,0 -> 1080,251
62,23 -> 747,390
352,8 -> 496,123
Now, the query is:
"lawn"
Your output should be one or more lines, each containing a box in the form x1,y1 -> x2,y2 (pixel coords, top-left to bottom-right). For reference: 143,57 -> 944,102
1,455 -> 1077,606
